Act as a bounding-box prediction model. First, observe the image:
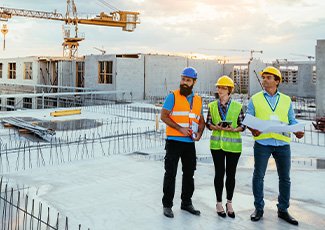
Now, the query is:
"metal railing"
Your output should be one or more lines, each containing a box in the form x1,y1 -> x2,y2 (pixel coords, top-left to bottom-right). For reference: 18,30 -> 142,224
0,127 -> 165,174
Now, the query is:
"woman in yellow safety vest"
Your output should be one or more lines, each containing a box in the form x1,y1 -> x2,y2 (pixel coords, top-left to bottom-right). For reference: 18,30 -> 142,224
206,75 -> 245,218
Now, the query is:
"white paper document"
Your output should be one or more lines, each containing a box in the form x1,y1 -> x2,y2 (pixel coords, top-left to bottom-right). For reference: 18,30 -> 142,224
243,114 -> 305,133
191,121 -> 199,133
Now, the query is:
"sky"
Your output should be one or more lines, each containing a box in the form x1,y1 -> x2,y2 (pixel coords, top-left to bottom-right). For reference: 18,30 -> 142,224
0,0 -> 325,62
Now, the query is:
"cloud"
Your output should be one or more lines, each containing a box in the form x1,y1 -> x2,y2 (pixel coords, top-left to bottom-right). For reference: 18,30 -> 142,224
260,35 -> 294,44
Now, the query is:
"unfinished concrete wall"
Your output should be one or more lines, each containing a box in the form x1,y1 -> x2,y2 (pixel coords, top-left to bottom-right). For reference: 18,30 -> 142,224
0,57 -> 38,85
248,59 -> 266,97
278,62 -> 315,98
144,54 -> 187,98
144,54 -> 222,98
297,64 -> 316,98
316,40 -> 325,117
116,55 -> 144,101
223,64 -> 236,77
58,61 -> 76,88
84,54 -> 116,91
188,59 -> 223,92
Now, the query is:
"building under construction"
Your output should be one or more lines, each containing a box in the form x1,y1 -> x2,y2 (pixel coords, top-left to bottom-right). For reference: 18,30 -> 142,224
0,40 -> 324,118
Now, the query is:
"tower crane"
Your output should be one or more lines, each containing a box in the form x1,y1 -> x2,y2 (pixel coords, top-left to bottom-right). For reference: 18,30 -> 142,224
93,47 -> 106,55
0,0 -> 140,58
0,24 -> 8,50
290,53 -> 315,61
200,48 -> 263,60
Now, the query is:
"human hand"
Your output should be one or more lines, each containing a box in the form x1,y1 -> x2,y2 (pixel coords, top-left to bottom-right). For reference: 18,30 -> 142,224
222,126 -> 235,132
210,124 -> 222,131
294,131 -> 304,139
250,128 -> 261,137
192,132 -> 202,141
179,127 -> 192,136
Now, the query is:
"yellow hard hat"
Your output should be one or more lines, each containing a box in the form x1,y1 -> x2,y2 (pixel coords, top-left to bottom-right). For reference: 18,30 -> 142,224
259,66 -> 282,83
215,75 -> 234,88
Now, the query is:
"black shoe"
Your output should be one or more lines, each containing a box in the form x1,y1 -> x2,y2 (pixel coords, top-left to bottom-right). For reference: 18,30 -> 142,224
216,204 -> 226,218
278,211 -> 298,225
217,210 -> 227,218
163,207 -> 174,218
217,211 -> 226,218
226,203 -> 235,218
181,204 -> 201,216
250,209 -> 264,221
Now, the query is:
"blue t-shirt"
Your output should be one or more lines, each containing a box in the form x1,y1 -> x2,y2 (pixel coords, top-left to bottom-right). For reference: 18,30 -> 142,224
163,92 -> 203,143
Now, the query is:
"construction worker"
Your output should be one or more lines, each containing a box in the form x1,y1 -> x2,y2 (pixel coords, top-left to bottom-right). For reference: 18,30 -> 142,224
206,75 -> 245,218
161,67 -> 205,218
247,66 -> 304,225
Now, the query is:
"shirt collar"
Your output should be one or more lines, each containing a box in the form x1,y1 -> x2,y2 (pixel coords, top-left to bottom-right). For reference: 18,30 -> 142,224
219,97 -> 231,107
186,92 -> 194,99
263,90 -> 279,97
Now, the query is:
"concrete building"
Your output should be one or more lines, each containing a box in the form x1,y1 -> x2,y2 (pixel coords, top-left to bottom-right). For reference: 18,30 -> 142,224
0,52 -> 322,111
84,53 -> 222,100
247,59 -> 316,99
316,40 -> 325,118
0,56 -> 83,110
275,61 -> 316,98
0,54 -> 223,109
224,63 -> 250,94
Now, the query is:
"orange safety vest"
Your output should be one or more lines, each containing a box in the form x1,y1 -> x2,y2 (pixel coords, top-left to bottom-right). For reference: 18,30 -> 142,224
166,89 -> 202,137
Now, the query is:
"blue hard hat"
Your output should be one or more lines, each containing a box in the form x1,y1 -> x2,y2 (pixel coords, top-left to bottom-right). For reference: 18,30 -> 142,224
181,67 -> 197,79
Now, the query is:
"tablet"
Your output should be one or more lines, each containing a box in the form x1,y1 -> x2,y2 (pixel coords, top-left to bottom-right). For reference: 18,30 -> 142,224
218,121 -> 232,128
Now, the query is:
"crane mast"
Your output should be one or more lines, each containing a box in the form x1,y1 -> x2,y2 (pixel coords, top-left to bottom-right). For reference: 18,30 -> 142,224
0,0 -> 140,58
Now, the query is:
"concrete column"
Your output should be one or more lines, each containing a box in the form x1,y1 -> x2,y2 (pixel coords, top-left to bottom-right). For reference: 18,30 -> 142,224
297,64 -> 314,98
316,40 -> 325,117
248,59 -> 266,97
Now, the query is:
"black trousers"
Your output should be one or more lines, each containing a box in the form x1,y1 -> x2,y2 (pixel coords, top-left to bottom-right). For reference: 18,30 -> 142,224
162,140 -> 197,208
211,149 -> 241,202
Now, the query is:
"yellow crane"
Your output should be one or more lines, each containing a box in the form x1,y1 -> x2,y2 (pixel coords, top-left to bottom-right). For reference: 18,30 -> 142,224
0,0 -> 140,58
0,24 -> 8,50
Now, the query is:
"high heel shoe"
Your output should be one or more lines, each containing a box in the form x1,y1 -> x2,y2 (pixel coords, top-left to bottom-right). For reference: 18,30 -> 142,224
226,203 -> 235,218
216,204 -> 226,218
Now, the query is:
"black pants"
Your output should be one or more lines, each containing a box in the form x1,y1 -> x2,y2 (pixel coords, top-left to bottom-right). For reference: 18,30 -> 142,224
211,149 -> 241,202
162,140 -> 197,208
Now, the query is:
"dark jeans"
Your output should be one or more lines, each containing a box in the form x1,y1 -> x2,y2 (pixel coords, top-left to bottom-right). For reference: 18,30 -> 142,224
162,140 -> 197,208
211,149 -> 241,202
252,142 -> 291,212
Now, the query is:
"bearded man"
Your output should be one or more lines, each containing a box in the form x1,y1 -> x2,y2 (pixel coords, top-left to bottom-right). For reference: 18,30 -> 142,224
160,67 -> 205,218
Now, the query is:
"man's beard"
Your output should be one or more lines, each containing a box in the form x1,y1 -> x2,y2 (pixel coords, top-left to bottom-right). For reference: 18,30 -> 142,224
179,84 -> 193,96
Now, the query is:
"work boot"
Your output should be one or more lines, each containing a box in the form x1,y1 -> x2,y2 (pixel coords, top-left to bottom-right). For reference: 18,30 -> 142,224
181,203 -> 201,216
250,209 -> 264,221
163,207 -> 174,218
278,211 -> 299,225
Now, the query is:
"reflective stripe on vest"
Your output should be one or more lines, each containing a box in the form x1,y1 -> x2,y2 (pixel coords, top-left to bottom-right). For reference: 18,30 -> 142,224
166,89 -> 202,137
210,136 -> 242,143
208,100 -> 242,153
252,91 -> 291,143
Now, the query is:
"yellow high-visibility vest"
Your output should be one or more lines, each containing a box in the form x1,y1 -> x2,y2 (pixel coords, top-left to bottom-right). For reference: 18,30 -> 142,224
252,91 -> 291,143
209,100 -> 242,153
